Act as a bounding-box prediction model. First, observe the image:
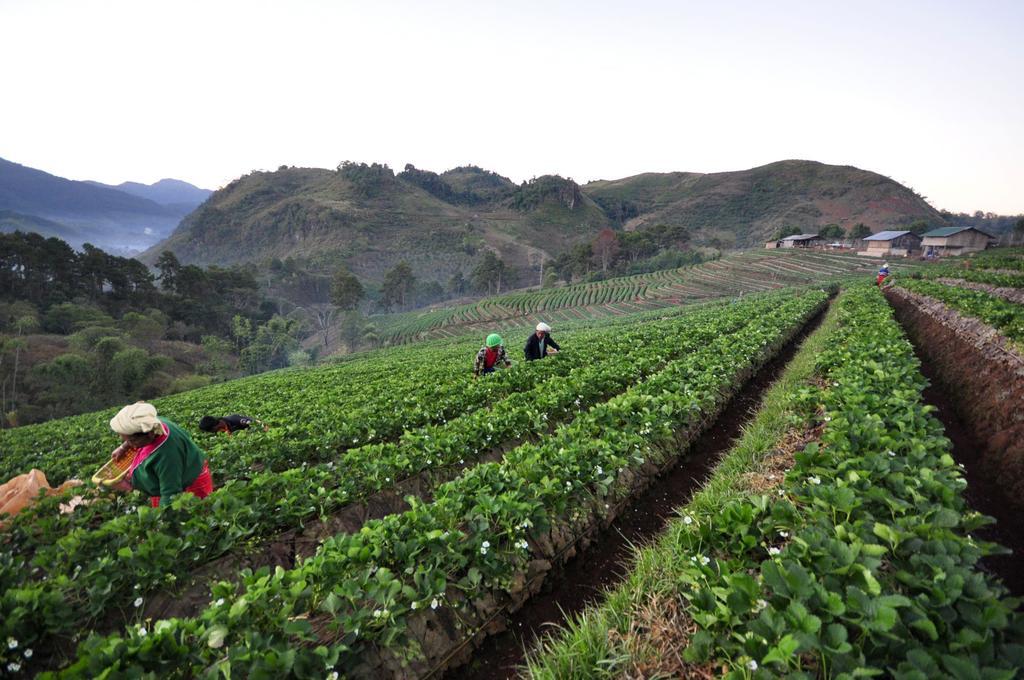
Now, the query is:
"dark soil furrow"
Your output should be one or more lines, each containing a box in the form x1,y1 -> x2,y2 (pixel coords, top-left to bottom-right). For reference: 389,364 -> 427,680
885,289 -> 1024,596
443,300 -> 831,680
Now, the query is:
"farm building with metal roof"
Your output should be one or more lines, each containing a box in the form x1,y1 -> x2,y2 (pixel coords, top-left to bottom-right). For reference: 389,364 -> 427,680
921,226 -> 994,256
860,230 -> 921,257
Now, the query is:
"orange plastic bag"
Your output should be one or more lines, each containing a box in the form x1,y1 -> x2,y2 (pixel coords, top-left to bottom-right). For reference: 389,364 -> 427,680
0,469 -> 83,526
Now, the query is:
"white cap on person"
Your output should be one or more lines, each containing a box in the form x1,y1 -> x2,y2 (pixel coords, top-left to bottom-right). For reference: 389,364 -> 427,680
536,322 -> 551,332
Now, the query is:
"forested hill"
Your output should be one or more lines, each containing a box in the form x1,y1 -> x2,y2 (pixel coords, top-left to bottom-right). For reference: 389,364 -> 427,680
145,163 -> 611,284
583,160 -> 947,248
149,159 -> 946,284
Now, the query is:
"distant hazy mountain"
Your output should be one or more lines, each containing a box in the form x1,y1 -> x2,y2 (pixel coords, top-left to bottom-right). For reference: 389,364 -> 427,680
86,178 -> 212,213
0,157 -> 191,254
0,209 -> 88,242
148,159 -> 946,282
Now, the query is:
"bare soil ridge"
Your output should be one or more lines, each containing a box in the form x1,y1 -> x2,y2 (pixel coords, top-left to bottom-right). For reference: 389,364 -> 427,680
885,286 -> 1024,594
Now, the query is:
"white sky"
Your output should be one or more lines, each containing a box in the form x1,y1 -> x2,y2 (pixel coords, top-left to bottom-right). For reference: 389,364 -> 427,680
1,0 -> 1021,213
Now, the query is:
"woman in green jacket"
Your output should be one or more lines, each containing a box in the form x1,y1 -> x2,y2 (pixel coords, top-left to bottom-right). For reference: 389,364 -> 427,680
109,402 -> 214,507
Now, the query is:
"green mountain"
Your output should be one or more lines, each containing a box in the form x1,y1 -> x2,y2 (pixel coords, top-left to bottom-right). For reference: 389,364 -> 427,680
585,160 -> 947,248
149,159 -> 946,283
145,163 -> 610,284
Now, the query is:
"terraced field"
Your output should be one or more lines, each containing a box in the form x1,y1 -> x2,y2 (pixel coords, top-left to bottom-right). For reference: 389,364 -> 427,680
372,250 -> 882,344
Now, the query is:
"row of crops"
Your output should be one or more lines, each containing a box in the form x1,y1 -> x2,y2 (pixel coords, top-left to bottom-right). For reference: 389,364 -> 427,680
960,246 -> 1024,273
525,286 -> 1024,678
897,279 -> 1024,349
1,289 -> 829,676
373,251 -> 879,345
889,251 -> 1024,350
0,299 -> 749,673
0,297 -> 714,486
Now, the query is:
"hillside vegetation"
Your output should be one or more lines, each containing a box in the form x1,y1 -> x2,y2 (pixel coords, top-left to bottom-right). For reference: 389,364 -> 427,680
366,249 -> 885,347
584,159 -> 947,248
147,163 -> 610,284
148,160 -> 946,286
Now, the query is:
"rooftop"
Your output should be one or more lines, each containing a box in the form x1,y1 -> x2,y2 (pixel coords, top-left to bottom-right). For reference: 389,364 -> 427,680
780,233 -> 821,241
863,230 -> 915,241
922,226 -> 995,238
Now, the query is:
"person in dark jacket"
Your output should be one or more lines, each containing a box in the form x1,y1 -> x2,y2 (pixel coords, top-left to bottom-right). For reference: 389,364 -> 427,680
525,322 -> 560,361
198,414 -> 262,434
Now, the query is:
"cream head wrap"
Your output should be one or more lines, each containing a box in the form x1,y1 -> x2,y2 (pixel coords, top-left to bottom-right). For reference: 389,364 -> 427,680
110,402 -> 162,436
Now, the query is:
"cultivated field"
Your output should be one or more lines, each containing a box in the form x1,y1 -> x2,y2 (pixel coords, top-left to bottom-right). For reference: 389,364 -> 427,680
1,250 -> 1022,679
372,250 -> 882,345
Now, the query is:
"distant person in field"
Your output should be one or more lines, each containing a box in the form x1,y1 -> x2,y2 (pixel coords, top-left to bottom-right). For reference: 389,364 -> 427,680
524,322 -> 560,361
876,262 -> 890,286
474,333 -> 512,377
109,402 -> 214,508
198,414 -> 264,435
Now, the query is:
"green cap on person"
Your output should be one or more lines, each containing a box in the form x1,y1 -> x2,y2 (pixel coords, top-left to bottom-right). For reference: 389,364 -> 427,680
486,333 -> 503,347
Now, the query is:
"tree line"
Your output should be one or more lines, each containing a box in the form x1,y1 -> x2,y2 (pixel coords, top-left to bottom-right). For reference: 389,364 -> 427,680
0,232 -> 310,425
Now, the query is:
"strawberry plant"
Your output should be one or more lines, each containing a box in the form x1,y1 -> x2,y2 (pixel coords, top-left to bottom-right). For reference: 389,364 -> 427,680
40,291 -> 827,677
896,278 -> 1024,347
537,287 -> 1024,679
2,294 -> 793,675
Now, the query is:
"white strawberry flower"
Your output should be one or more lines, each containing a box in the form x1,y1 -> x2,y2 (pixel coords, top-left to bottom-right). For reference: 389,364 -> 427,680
747,659 -> 758,671
431,598 -> 440,610
7,638 -> 16,650
683,515 -> 694,525
134,597 -> 144,608
769,547 -> 781,556
809,476 -> 821,485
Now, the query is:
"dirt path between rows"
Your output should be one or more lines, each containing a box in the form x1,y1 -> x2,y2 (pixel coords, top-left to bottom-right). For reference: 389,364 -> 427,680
444,301 -> 831,680
886,289 -> 1024,597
